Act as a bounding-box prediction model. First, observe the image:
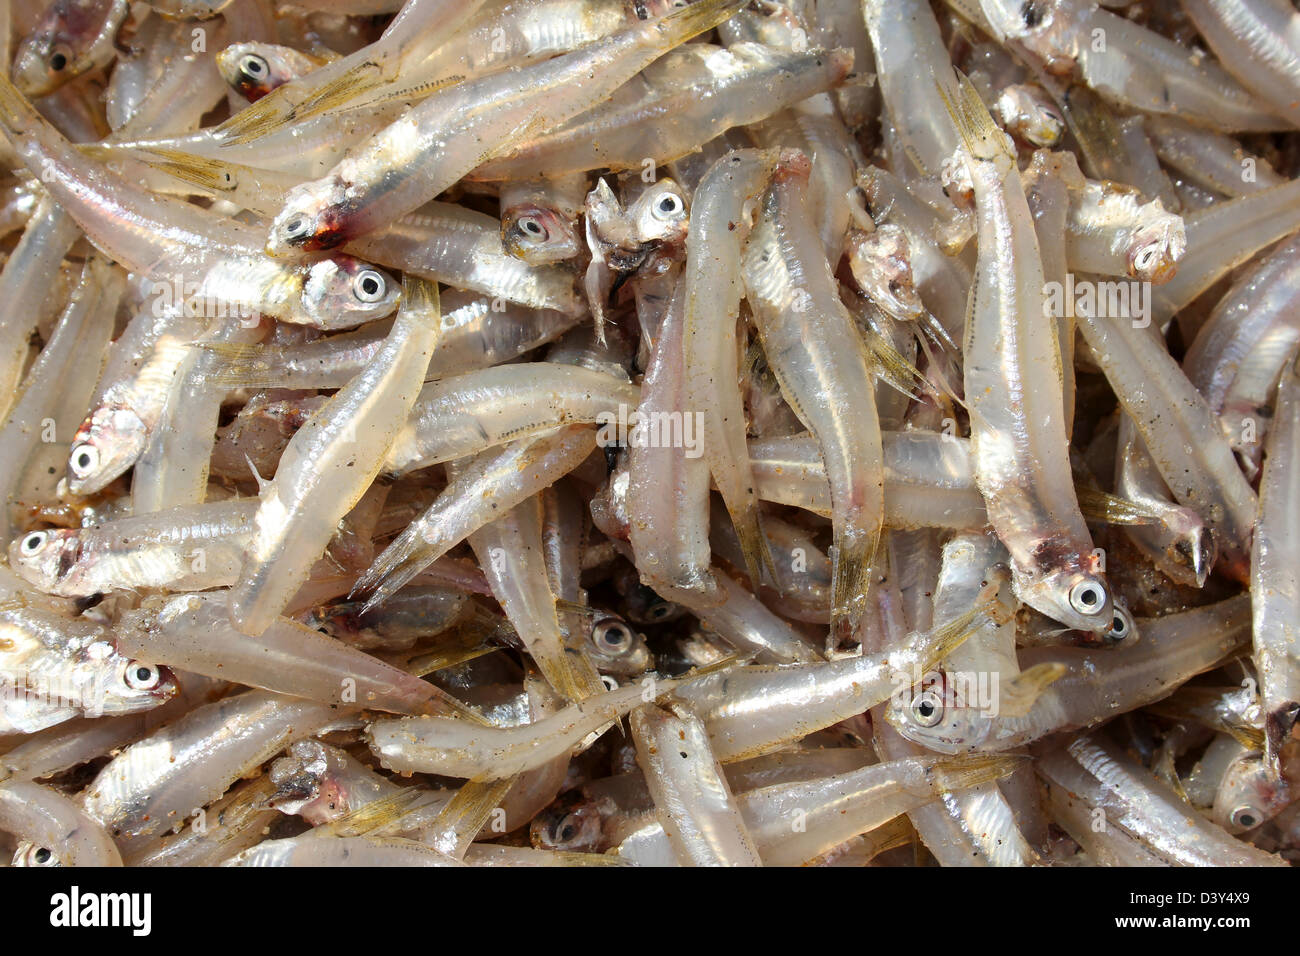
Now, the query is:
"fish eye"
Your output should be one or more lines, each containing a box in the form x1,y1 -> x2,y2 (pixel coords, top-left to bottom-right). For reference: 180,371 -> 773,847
1106,605 -> 1131,642
283,215 -> 311,240
653,194 -> 683,220
1133,243 -> 1164,277
123,661 -> 161,691
1068,578 -> 1107,616
1021,1 -> 1044,28
592,619 -> 632,653
647,602 -> 674,622
24,846 -> 58,866
239,54 -> 269,80
1231,806 -> 1261,829
20,531 -> 48,555
552,813 -> 582,844
909,690 -> 944,728
353,269 -> 386,303
600,675 -> 619,692
48,45 -> 70,73
69,443 -> 99,479
518,216 -> 547,239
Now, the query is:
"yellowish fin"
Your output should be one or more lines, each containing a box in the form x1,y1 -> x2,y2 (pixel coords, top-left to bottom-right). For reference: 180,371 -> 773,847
199,342 -> 279,389
426,774 -> 520,858
932,753 -> 1029,792
937,69 -> 1015,162
313,786 -> 438,838
1075,485 -> 1164,526
998,661 -> 1067,717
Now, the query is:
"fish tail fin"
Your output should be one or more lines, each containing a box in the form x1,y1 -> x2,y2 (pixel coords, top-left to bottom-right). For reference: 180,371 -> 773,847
998,662 -> 1067,718
1074,485 -> 1162,526
829,531 -> 875,654
659,0 -> 750,45
0,72 -> 38,137
288,64 -> 385,125
200,342 -> 277,388
937,69 -> 1013,162
353,527 -> 435,613
423,685 -> 491,726
427,774 -> 520,858
861,326 -> 925,402
134,147 -> 236,197
729,500 -> 776,590
314,786 -> 434,838
399,274 -> 439,330
917,606 -> 985,672
932,753 -> 1028,793
214,94 -> 286,144
532,645 -> 604,704
217,62 -> 383,144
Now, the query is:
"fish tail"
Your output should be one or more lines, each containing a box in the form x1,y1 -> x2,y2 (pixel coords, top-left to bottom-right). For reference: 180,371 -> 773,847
860,325 -> 925,401
427,775 -> 520,857
1074,485 -> 1162,526
0,71 -> 38,138
424,685 -> 492,726
291,65 -> 384,123
214,95 -> 284,144
931,753 -> 1028,793
353,527 -> 435,612
135,147 -> 236,196
829,530 -> 876,651
314,786 -> 432,838
729,501 -> 776,590
861,816 -> 915,861
658,0 -> 750,45
199,342 -> 276,387
399,274 -> 439,329
997,662 -> 1067,718
937,69 -> 1013,162
531,645 -> 602,704
218,62 -> 383,144
917,606 -> 983,671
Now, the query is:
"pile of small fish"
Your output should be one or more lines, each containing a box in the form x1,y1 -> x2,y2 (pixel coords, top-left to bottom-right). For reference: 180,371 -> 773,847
0,0 -> 1298,868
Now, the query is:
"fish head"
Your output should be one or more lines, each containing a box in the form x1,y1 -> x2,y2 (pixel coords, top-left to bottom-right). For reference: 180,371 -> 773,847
262,743 -> 332,816
530,800 -> 605,852
886,669 -> 992,754
993,84 -> 1065,148
1167,520 -> 1216,589
9,528 -> 81,592
268,179 -> 351,255
847,225 -> 924,321
101,656 -> 179,715
12,30 -> 77,96
628,178 -> 689,246
66,403 -> 146,495
586,613 -> 653,677
1213,752 -> 1291,834
632,0 -> 691,20
584,178 -> 633,250
1017,563 -> 1113,634
1127,212 -> 1187,284
619,579 -> 687,626
980,0 -> 1080,75
301,256 -> 400,328
216,43 -> 288,102
501,201 -> 580,264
